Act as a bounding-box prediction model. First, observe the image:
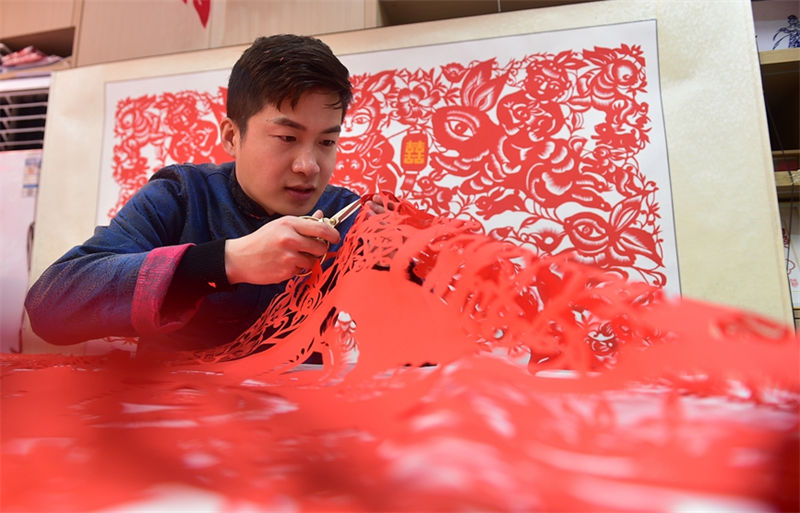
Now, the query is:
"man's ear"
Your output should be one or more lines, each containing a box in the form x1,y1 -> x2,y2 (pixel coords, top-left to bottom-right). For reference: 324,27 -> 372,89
219,117 -> 239,158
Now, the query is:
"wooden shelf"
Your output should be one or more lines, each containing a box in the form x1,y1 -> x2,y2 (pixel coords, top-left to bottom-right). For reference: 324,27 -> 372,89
760,48 -> 800,67
377,0 -> 594,26
774,169 -> 800,200
760,49 -> 800,153
1,26 -> 75,60
0,57 -> 71,81
0,26 -> 75,81
773,149 -> 800,172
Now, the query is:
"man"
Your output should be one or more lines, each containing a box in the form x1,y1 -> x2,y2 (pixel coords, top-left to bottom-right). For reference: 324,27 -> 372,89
25,34 -> 382,353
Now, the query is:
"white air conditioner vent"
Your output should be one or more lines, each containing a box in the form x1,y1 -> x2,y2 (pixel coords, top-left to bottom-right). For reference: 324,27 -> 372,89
0,76 -> 50,152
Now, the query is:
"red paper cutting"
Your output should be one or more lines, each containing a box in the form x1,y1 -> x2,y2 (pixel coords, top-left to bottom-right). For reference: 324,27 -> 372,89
2,197 -> 798,512
108,42 -> 672,289
180,0 -> 210,28
19,32 -> 797,512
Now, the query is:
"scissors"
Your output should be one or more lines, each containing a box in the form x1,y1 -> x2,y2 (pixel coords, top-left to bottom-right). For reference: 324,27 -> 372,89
296,198 -> 362,276
300,197 -> 362,228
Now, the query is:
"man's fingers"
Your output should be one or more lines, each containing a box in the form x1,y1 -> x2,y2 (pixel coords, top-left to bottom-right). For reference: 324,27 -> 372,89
365,194 -> 397,216
296,217 -> 340,245
296,251 -> 322,269
297,237 -> 330,259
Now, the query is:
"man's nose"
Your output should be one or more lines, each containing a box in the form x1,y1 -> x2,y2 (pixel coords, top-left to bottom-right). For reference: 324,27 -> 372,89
291,148 -> 320,176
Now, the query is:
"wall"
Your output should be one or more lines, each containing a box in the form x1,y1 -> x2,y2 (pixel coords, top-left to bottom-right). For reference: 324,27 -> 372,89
75,0 -> 379,66
0,0 -> 79,39
1,0 -> 598,68
0,150 -> 39,353
1,0 -> 379,67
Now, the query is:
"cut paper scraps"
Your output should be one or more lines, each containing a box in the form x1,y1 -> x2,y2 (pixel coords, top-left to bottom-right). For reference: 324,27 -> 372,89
2,196 -> 798,512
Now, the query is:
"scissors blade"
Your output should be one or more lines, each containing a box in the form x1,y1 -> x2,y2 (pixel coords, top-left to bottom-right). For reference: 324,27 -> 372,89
326,198 -> 362,227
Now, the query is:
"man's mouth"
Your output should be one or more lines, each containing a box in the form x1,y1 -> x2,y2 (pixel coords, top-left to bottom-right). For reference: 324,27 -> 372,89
285,185 -> 316,201
286,185 -> 315,193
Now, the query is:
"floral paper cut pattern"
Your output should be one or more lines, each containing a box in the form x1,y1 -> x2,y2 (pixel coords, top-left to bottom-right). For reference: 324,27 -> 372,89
110,88 -> 228,219
338,43 -> 669,287
105,33 -> 677,291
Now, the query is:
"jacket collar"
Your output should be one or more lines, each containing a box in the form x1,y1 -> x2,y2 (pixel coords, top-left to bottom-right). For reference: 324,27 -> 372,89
229,166 -> 274,221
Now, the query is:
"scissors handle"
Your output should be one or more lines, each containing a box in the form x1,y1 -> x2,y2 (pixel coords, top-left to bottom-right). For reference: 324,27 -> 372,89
294,198 -> 362,277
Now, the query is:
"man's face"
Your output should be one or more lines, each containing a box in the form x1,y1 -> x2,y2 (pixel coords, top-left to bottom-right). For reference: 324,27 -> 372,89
223,91 -> 343,216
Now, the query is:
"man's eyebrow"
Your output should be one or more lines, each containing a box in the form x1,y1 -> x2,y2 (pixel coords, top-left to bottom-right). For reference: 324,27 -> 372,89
268,116 -> 341,134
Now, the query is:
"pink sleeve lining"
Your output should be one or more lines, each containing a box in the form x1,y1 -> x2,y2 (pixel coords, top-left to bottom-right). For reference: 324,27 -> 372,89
131,243 -> 196,337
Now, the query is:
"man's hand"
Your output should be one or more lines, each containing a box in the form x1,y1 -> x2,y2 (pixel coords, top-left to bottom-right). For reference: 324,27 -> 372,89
364,193 -> 395,217
224,210 -> 341,284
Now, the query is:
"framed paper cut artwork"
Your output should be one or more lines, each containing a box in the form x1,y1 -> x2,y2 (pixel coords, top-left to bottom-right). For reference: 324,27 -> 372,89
98,69 -> 230,222
98,19 -> 680,294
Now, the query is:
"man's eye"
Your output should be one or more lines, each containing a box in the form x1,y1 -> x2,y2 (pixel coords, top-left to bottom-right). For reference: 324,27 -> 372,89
276,135 -> 296,142
321,139 -> 338,147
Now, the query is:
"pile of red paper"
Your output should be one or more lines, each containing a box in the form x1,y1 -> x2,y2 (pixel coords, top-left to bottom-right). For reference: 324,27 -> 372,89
2,196 -> 798,512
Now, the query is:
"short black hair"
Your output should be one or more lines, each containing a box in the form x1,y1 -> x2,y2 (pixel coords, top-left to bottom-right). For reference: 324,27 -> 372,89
227,34 -> 352,136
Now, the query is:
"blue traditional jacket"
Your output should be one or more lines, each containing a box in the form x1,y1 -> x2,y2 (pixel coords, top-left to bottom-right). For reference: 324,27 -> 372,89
25,162 -> 359,352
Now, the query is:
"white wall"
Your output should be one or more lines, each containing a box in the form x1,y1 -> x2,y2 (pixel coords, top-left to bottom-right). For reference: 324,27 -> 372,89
0,149 -> 39,353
